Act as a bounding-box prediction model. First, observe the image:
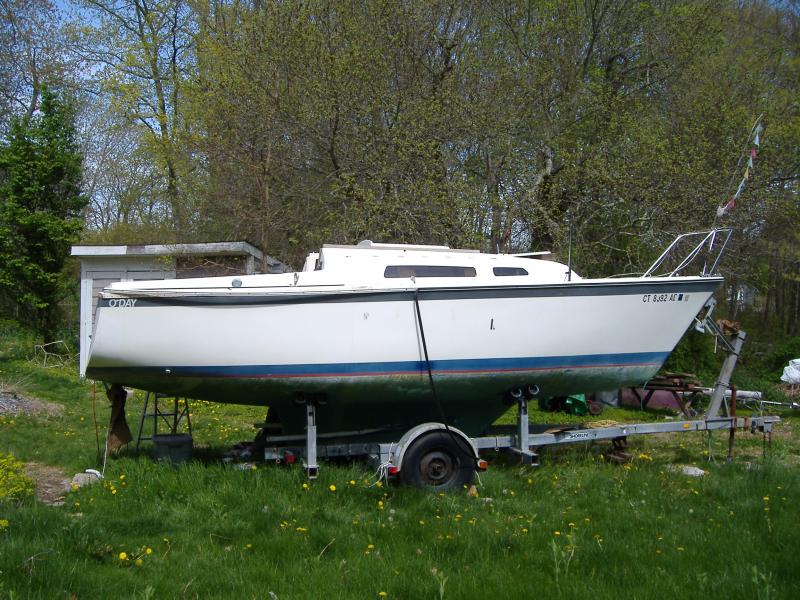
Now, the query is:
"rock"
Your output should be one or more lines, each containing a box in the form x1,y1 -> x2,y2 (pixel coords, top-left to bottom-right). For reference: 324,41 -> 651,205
71,471 -> 101,488
668,464 -> 707,477
232,462 -> 256,471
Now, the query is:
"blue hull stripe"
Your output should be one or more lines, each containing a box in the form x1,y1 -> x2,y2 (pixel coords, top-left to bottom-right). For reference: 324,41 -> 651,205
90,352 -> 669,379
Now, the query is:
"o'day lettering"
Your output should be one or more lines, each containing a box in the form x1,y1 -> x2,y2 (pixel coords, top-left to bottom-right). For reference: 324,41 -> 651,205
108,298 -> 138,308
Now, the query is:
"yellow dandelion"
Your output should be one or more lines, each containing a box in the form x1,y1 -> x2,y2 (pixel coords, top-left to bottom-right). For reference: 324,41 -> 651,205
329,484 -> 336,492
135,558 -> 143,566
554,531 -> 561,536
118,552 -> 128,561
367,544 -> 375,549
119,475 -> 126,480
419,520 -> 425,526
145,547 -> 153,555
302,483 -> 310,490
378,593 -> 388,598
349,480 -> 356,486
376,481 -> 383,488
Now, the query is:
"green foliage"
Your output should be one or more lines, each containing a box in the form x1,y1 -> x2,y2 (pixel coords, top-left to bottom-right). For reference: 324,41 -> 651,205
759,336 -> 800,381
0,317 -> 39,361
79,220 -> 178,246
0,453 -> 34,504
663,330 -> 722,384
768,340 -> 800,377
0,88 -> 86,335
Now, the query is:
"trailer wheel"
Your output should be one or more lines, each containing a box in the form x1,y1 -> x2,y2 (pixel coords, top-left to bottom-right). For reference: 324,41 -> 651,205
399,431 -> 475,490
588,401 -> 604,416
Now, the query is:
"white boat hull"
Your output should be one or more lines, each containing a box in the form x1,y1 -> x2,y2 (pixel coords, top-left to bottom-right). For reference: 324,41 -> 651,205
87,278 -> 720,437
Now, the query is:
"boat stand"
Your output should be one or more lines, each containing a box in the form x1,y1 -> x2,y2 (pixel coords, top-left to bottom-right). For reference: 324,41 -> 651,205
135,392 -> 192,452
704,319 -> 746,418
511,397 -> 540,465
304,401 -> 319,478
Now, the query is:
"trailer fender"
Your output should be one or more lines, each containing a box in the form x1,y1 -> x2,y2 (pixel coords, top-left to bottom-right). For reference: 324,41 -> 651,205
391,423 -> 479,473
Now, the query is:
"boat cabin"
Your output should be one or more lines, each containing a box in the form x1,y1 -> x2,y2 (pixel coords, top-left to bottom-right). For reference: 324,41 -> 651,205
310,240 -> 578,285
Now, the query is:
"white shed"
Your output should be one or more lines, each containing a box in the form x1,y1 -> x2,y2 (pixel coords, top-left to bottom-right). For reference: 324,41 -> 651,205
71,241 -> 281,377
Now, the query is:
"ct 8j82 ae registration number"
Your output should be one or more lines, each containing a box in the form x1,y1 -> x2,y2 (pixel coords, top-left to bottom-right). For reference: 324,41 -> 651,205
642,293 -> 689,303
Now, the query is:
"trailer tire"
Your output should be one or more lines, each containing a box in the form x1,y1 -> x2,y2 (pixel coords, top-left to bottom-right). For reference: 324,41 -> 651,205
399,431 -> 475,490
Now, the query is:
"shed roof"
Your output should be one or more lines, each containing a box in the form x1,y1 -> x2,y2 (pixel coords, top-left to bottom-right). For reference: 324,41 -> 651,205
71,241 -> 264,260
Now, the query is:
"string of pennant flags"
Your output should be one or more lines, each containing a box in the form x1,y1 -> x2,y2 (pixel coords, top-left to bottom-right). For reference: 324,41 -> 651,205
716,116 -> 764,218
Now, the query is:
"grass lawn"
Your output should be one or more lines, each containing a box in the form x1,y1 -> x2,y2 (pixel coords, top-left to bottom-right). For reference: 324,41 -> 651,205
1,354 -> 799,599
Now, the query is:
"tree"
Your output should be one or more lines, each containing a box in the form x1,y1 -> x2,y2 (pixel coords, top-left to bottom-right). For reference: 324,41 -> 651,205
73,0 -> 194,233
0,88 -> 86,335
189,0 -> 477,266
77,94 -> 168,232
0,0 -> 72,132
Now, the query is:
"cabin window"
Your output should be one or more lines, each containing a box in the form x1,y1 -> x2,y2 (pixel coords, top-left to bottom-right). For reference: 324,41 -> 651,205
493,267 -> 529,276
384,265 -> 477,278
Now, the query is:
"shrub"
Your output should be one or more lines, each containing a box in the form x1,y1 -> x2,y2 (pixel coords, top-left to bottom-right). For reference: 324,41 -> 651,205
663,329 -> 720,383
0,453 -> 35,504
762,337 -> 800,380
0,318 -> 39,361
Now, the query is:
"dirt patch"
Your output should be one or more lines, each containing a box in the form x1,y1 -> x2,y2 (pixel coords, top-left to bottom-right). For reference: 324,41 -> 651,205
23,462 -> 72,506
0,391 -> 64,418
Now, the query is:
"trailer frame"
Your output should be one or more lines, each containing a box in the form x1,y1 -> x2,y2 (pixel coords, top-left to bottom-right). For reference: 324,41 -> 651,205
262,394 -> 779,484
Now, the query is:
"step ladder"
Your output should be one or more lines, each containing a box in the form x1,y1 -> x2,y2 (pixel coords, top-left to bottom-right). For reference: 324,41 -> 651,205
135,392 -> 192,452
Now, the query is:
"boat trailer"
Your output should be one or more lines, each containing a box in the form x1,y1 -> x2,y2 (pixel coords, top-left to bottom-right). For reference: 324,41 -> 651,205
261,392 -> 779,488
258,298 -> 780,489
